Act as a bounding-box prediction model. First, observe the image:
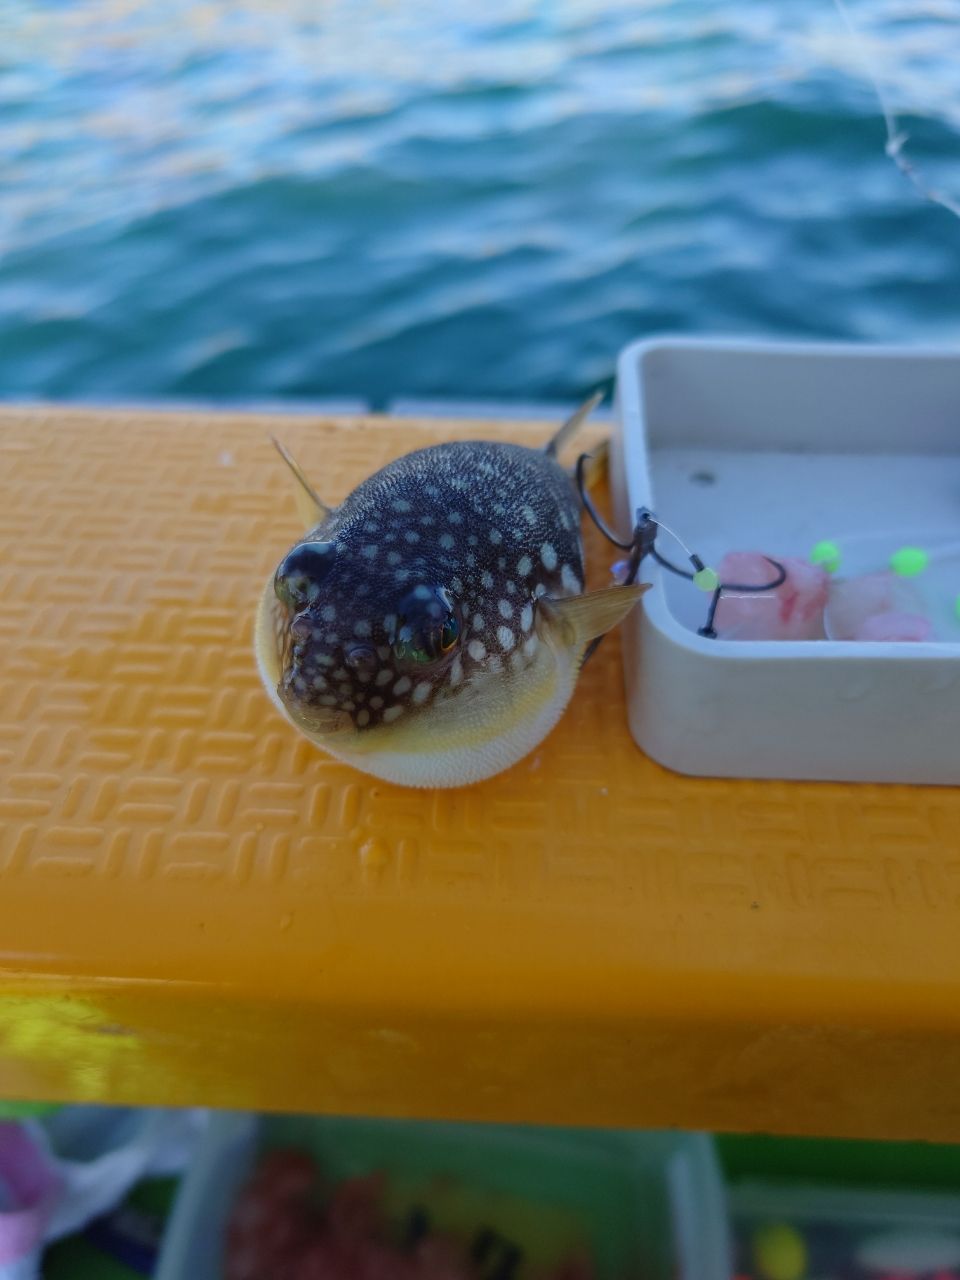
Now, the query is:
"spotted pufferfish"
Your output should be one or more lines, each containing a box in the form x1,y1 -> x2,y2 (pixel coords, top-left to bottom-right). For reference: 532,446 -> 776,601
255,401 -> 646,787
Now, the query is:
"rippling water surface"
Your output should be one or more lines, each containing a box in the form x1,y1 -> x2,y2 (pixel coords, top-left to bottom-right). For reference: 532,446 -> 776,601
2,0 -> 959,405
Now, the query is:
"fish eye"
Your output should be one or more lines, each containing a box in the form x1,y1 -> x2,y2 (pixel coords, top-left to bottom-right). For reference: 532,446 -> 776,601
274,540 -> 336,610
439,614 -> 460,654
393,586 -> 461,666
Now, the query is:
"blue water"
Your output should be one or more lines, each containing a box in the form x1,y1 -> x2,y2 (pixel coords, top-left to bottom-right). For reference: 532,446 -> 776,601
2,0 -> 959,407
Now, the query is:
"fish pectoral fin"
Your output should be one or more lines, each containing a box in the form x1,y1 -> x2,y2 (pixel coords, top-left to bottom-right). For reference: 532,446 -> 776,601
544,390 -> 604,458
270,435 -> 332,528
538,583 -> 649,649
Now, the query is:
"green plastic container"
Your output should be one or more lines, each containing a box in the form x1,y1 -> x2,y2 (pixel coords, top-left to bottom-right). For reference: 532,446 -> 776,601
157,1114 -> 730,1280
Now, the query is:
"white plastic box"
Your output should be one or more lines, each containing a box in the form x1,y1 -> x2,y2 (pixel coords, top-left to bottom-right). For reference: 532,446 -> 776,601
612,337 -> 960,785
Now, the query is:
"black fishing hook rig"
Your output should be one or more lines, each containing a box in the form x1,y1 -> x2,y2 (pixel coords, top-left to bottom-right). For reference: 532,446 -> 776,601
574,452 -> 787,660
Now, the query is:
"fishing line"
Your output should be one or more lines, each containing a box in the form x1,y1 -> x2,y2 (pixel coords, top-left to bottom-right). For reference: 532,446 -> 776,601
833,0 -> 960,221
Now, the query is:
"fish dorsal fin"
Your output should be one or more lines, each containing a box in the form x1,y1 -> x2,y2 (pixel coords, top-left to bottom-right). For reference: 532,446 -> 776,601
538,582 -> 649,649
271,436 -> 332,529
544,391 -> 604,459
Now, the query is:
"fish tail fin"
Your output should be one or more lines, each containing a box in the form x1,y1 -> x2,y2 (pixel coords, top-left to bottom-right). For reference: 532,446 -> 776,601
544,391 -> 604,459
270,436 -> 332,528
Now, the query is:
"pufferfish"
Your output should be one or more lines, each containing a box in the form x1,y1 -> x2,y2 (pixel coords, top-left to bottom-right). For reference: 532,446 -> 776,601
255,401 -> 646,788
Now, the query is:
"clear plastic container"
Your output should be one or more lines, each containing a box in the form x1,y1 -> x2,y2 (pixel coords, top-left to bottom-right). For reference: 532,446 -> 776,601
729,1179 -> 960,1278
156,1114 -> 731,1280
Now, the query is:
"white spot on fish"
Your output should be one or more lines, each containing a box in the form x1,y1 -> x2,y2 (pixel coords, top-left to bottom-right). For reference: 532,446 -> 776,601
393,676 -> 412,695
440,533 -> 455,550
370,696 -> 384,709
363,521 -> 379,534
487,654 -> 503,674
523,634 -> 539,657
387,550 -> 402,566
506,580 -> 518,595
448,510 -> 463,524
449,657 -> 463,687
497,625 -> 516,651
337,683 -> 352,697
413,584 -> 432,600
342,700 -> 356,712
383,705 -> 404,723
383,615 -> 397,634
420,514 -> 436,526
481,571 -> 494,589
392,498 -> 412,513
533,583 -> 547,598
321,604 -> 336,622
490,529 -> 502,544
361,544 -> 378,559
473,614 -> 485,632
451,577 -> 463,593
412,681 -> 432,704
561,564 -> 581,593
541,542 -> 557,571
312,676 -> 327,690
333,667 -> 349,680
498,599 -> 513,619
354,620 -> 372,637
520,604 -> 533,632
468,534 -> 478,546
375,669 -> 393,687
357,709 -> 370,727
521,505 -> 537,526
318,694 -> 337,706
325,633 -> 339,645
404,530 -> 419,544
468,639 -> 486,661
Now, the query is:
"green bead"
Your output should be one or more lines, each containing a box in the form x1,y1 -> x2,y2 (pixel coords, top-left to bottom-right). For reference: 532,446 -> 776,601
753,1222 -> 808,1280
810,540 -> 840,574
693,567 -> 720,593
890,546 -> 928,577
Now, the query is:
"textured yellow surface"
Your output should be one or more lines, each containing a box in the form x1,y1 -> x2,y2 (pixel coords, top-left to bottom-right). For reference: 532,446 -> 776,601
2,405 -> 960,1138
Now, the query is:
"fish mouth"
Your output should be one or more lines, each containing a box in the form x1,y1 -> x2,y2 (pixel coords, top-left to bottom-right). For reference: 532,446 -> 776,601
277,684 -> 352,737
256,578 -> 352,739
